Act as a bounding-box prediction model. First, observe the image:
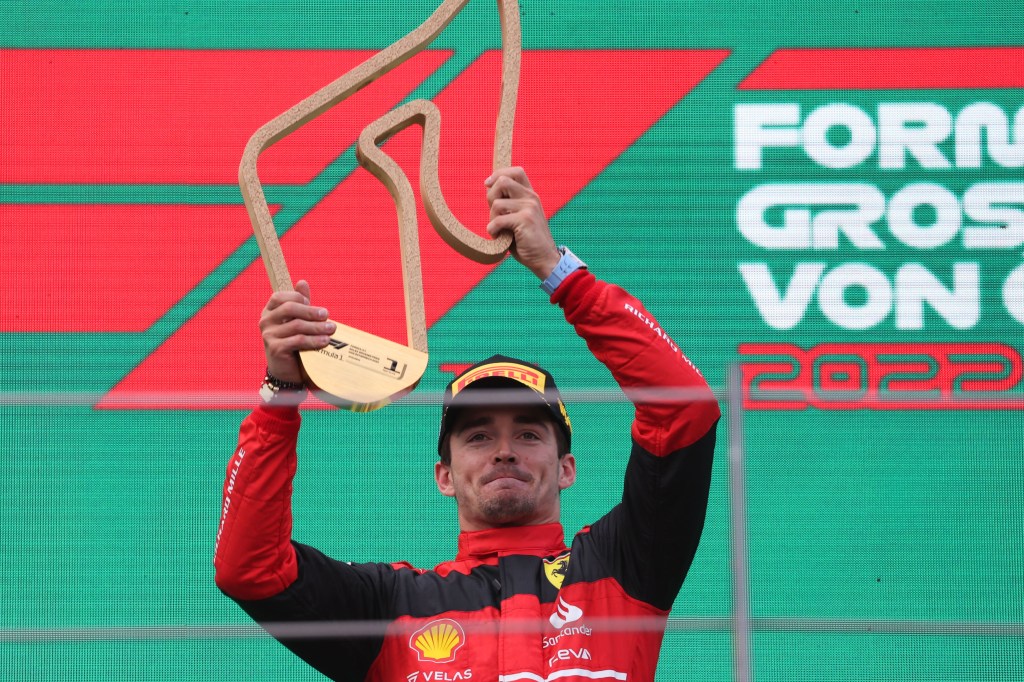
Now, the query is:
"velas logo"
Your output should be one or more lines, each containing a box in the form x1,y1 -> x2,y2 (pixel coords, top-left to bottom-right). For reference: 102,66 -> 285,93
0,48 -> 729,409
733,47 -> 1024,410
452,362 -> 545,397
409,618 -> 466,663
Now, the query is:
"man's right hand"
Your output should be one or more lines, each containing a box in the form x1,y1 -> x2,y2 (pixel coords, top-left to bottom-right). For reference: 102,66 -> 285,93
259,280 -> 336,385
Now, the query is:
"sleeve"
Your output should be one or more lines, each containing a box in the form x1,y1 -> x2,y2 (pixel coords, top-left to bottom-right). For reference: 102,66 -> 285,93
552,270 -> 720,610
230,543 -> 402,682
214,407 -> 402,681
214,404 -> 302,601
551,269 -> 720,455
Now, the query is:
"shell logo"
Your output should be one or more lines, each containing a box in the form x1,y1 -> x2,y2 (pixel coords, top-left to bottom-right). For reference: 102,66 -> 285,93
409,618 -> 466,663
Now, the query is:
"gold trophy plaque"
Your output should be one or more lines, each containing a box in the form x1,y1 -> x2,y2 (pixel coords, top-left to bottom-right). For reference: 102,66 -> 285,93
239,0 -> 521,411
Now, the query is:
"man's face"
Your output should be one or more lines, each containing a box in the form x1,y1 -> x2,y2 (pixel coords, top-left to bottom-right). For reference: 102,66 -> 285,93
435,405 -> 576,532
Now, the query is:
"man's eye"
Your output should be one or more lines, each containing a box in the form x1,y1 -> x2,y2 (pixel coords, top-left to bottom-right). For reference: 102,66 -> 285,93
466,433 -> 489,442
520,431 -> 540,440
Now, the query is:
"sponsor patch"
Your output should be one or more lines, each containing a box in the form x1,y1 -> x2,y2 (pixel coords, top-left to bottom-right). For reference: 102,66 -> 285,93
451,362 -> 546,397
544,552 -> 571,589
410,619 -> 466,663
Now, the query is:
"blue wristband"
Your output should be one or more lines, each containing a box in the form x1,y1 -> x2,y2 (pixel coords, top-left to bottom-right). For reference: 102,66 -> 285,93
540,246 -> 587,295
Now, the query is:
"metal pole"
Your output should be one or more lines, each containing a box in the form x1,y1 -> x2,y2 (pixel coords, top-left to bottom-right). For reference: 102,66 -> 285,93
728,362 -> 753,682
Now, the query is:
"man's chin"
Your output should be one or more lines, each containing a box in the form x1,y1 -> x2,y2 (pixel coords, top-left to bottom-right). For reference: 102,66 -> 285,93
480,492 -> 536,525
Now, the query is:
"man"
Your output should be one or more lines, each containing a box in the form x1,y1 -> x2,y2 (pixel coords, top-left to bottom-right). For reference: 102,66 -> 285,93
214,167 -> 720,681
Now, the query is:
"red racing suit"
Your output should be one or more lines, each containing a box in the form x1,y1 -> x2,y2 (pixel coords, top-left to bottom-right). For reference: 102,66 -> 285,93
214,270 -> 720,682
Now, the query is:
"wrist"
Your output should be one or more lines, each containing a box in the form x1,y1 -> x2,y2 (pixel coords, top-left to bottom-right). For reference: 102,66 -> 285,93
260,368 -> 308,406
532,249 -> 563,281
540,246 -> 588,295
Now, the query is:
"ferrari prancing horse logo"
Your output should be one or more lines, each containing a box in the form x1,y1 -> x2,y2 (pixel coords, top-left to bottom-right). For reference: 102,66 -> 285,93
544,552 -> 570,589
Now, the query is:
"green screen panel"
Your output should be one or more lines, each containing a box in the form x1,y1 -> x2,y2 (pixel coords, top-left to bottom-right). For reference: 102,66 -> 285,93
2,1 -> 1022,680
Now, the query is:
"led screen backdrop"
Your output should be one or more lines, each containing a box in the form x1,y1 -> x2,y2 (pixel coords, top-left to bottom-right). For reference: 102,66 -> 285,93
1,1 -> 1022,680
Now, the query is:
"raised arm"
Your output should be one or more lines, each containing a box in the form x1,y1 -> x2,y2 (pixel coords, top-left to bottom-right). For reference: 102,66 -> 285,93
213,281 -> 335,600
485,166 -> 720,449
552,272 -> 720,454
554,268 -> 719,610
486,166 -> 720,609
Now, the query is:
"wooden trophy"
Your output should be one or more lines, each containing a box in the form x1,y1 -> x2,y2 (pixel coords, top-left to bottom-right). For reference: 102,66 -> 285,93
239,0 -> 521,412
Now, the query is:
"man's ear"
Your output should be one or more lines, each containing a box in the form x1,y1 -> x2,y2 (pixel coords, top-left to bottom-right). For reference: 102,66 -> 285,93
558,453 -> 576,491
435,461 -> 456,498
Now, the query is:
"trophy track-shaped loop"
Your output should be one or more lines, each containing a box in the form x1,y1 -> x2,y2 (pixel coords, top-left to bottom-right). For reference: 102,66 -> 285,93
239,0 -> 522,411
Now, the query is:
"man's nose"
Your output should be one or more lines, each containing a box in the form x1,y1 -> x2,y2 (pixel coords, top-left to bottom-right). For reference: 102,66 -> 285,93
492,435 -> 517,462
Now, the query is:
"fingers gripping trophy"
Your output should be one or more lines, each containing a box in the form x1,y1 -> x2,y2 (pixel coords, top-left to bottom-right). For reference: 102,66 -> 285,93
239,0 -> 524,411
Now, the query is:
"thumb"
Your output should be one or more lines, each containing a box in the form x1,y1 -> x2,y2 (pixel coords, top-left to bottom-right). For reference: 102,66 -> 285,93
294,280 -> 312,305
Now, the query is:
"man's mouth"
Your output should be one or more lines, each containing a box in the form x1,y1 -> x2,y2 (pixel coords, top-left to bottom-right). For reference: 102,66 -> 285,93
482,468 -> 532,486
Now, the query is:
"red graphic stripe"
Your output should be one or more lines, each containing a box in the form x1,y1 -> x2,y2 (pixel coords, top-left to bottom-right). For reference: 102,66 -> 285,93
98,49 -> 730,409
739,47 -> 1024,90
1,204 -> 264,332
0,49 -> 450,185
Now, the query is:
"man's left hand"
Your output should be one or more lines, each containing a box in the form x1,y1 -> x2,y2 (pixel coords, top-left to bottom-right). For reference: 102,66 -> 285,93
485,167 -> 561,280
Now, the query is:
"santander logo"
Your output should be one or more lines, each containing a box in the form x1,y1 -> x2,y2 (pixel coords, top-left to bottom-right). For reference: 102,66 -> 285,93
549,596 -> 584,629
